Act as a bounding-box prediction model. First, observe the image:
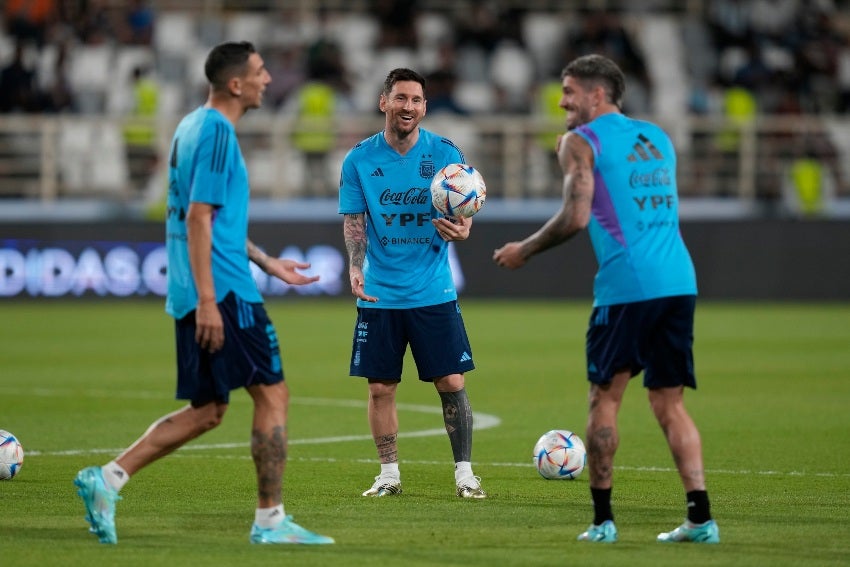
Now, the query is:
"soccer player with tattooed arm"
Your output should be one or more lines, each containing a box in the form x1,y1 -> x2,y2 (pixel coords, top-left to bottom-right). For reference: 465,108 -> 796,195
494,54 -> 719,544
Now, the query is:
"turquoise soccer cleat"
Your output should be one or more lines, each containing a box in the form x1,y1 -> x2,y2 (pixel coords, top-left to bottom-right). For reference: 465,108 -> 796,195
74,466 -> 121,544
657,519 -> 720,543
577,520 -> 618,543
249,515 -> 334,545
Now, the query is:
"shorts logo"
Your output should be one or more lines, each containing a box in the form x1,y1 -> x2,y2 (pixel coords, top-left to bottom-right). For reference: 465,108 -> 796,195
459,351 -> 472,363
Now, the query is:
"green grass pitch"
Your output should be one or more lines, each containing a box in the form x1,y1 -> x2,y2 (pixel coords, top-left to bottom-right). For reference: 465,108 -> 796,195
1,299 -> 849,566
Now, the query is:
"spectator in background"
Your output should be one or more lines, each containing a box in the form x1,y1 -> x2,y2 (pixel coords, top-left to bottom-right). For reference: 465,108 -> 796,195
794,3 -> 843,113
559,10 -> 651,114
74,0 -> 116,45
705,0 -> 752,48
424,69 -> 468,115
122,0 -> 155,45
374,0 -> 418,49
265,44 -> 306,109
42,41 -> 73,113
4,0 -> 56,47
288,36 -> 352,196
454,0 -> 516,55
123,65 -> 160,192
123,65 -> 158,145
839,31 -> 850,114
0,41 -> 42,113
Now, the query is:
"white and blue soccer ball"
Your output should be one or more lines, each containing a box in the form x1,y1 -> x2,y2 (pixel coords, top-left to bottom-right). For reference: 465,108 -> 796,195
533,429 -> 586,480
430,163 -> 487,218
0,430 -> 24,480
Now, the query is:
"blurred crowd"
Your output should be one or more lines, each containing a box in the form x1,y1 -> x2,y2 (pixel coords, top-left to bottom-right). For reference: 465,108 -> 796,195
1,0 -> 848,209
1,0 -> 848,118
0,0 -> 154,113
694,0 -> 850,116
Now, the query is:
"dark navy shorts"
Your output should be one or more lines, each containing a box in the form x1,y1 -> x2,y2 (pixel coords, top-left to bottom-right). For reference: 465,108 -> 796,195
174,292 -> 284,405
349,300 -> 475,382
586,295 -> 696,389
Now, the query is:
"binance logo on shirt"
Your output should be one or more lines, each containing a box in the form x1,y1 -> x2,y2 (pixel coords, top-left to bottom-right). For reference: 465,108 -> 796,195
627,133 -> 664,162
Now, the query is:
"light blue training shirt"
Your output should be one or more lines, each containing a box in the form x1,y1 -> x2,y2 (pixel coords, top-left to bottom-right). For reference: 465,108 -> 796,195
338,127 -> 465,309
573,113 -> 697,307
165,106 -> 262,319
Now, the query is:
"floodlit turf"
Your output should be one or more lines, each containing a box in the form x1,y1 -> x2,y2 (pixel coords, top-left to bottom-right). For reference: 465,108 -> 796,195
1,299 -> 849,566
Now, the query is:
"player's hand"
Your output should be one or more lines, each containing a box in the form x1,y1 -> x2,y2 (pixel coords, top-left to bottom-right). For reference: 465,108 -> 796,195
195,299 -> 225,353
265,257 -> 320,286
493,242 -> 528,270
349,267 -> 378,303
432,215 -> 471,241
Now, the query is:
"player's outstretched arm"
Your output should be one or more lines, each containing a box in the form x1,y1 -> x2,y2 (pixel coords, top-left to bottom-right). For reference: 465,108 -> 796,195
494,133 -> 593,269
246,239 -> 320,286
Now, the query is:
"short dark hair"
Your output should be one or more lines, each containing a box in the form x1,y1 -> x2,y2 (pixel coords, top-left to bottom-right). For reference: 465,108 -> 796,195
382,68 -> 426,97
204,41 -> 256,90
561,54 -> 625,109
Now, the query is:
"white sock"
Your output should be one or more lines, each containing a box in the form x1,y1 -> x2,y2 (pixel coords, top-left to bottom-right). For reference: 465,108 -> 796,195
102,461 -> 129,492
254,504 -> 285,529
380,462 -> 400,479
454,461 -> 473,483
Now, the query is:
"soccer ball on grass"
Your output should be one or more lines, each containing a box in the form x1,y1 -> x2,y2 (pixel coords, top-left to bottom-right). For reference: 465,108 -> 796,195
430,163 -> 486,218
533,429 -> 586,480
0,430 -> 24,480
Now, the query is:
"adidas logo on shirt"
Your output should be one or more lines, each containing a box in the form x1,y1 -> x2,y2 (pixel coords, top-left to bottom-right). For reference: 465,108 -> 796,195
627,133 -> 664,162
371,168 -> 384,177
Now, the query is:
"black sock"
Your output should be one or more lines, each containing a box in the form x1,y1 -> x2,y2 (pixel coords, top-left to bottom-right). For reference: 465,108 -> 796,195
686,490 -> 711,524
591,487 -> 613,525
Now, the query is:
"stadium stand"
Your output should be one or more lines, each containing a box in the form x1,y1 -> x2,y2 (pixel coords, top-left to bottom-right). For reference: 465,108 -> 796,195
0,1 -> 848,218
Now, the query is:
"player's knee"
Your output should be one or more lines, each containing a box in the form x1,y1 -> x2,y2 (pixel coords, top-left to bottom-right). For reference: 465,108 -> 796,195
434,373 -> 465,392
368,380 -> 398,400
197,404 -> 226,432
649,395 -> 685,429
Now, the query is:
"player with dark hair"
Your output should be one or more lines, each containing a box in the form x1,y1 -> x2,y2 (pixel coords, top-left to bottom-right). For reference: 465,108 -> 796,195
494,54 -> 719,544
339,67 -> 486,499
73,41 -> 333,546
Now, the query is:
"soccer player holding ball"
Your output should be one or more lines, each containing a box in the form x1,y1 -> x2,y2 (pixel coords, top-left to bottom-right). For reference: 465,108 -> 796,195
339,68 -> 486,500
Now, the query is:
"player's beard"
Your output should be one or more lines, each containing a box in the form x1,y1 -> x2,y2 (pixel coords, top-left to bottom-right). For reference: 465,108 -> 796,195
390,112 -> 420,139
566,105 -> 592,130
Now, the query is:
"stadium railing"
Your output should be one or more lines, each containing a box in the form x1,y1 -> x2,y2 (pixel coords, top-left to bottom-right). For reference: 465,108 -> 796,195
0,113 -> 848,218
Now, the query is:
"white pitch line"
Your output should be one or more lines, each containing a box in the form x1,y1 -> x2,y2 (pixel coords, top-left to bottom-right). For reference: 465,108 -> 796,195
30,447 -> 848,478
9,389 -> 848,478
21,394 -> 502,456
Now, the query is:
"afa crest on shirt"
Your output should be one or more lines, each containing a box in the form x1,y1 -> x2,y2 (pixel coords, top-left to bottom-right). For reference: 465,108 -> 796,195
419,160 -> 436,179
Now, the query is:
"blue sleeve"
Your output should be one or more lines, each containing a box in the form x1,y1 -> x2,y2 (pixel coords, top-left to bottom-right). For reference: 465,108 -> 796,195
338,151 -> 365,214
190,119 -> 232,207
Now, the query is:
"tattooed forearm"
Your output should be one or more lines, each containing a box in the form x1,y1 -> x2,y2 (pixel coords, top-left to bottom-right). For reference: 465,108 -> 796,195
521,134 -> 593,258
343,213 -> 367,269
